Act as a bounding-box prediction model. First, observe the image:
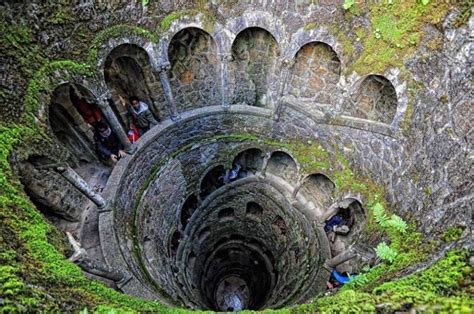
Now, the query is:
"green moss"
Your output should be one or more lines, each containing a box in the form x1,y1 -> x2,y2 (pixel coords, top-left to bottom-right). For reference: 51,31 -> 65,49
442,226 -> 465,243
304,22 -> 317,31
0,21 -> 46,81
159,11 -> 184,32
344,1 -> 451,75
45,9 -> 72,25
453,1 -> 473,28
158,9 -> 217,34
24,61 -> 93,117
306,249 -> 473,313
424,185 -> 433,195
87,25 -> 157,66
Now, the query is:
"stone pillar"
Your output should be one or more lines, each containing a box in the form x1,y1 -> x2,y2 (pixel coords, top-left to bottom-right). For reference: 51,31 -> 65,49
259,152 -> 272,177
67,232 -> 130,287
320,202 -> 341,222
324,248 -> 357,269
274,58 -> 295,122
96,95 -> 134,154
219,53 -> 232,109
55,166 -> 107,209
155,62 -> 180,121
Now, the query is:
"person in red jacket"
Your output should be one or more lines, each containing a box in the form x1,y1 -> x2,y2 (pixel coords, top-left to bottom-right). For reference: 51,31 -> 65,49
69,86 -> 103,125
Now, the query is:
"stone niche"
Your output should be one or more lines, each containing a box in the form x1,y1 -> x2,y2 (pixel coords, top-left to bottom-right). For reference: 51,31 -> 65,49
168,27 -> 220,111
348,74 -> 398,124
289,42 -> 341,108
230,27 -> 279,107
104,43 -> 165,124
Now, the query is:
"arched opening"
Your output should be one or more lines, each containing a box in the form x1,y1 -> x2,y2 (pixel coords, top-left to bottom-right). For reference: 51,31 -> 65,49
246,202 -> 263,216
349,75 -> 398,124
49,83 -> 107,166
232,148 -> 264,177
200,165 -> 226,199
180,194 -> 199,230
289,42 -> 341,107
104,44 -> 162,126
169,230 -> 182,258
230,27 -> 279,107
324,199 -> 366,274
168,27 -> 220,111
198,226 -> 211,241
273,216 -> 288,235
297,174 -> 335,211
266,151 -> 298,184
218,208 -> 235,220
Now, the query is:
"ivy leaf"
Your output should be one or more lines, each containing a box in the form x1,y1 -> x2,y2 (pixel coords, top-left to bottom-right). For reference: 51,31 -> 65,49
421,0 -> 430,5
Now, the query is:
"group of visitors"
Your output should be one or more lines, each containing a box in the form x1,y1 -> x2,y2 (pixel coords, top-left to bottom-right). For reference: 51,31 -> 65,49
70,88 -> 157,164
94,96 -> 157,163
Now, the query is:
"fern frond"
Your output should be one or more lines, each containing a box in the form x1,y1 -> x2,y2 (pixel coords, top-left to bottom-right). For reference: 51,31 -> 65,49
387,214 -> 408,233
372,202 -> 390,227
375,242 -> 398,263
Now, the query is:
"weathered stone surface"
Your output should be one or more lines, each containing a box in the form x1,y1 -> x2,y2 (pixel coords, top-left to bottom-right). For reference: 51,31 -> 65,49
2,0 -> 472,311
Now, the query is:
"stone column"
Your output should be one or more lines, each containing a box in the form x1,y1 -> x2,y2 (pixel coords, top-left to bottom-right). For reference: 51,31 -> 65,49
274,58 -> 295,122
259,152 -> 272,177
324,248 -> 357,269
155,62 -> 180,121
96,95 -> 134,154
320,202 -> 341,222
67,232 -> 131,287
55,166 -> 107,209
219,53 -> 232,109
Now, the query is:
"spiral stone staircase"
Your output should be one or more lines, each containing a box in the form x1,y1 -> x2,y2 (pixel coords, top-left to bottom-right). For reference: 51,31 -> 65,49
9,2 -> 471,312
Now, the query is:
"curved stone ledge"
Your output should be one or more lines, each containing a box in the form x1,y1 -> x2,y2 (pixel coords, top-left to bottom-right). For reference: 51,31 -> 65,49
98,104 -> 374,309
281,96 -> 398,138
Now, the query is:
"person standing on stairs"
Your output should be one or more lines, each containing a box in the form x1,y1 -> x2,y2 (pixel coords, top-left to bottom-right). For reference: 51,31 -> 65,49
127,96 -> 158,137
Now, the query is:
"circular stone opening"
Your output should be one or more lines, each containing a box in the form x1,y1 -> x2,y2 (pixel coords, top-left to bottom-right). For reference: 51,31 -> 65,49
106,136 -> 341,311
215,276 -> 250,311
173,178 -> 330,310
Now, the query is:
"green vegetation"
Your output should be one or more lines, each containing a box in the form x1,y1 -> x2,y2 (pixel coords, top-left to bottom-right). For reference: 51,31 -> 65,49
442,226 -> 465,243
375,242 -> 398,263
343,0 -> 355,10
158,9 -> 217,33
25,61 -> 93,116
305,249 -> 472,313
2,1 -> 472,311
339,1 -> 451,75
372,202 -> 407,233
453,1 -> 473,28
45,8 -> 72,25
159,11 -> 184,32
87,24 -> 157,66
303,22 -> 317,31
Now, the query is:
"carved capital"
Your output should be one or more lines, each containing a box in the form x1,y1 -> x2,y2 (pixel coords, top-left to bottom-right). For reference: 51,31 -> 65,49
282,58 -> 295,68
156,61 -> 171,73
96,91 -> 112,108
219,53 -> 232,62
